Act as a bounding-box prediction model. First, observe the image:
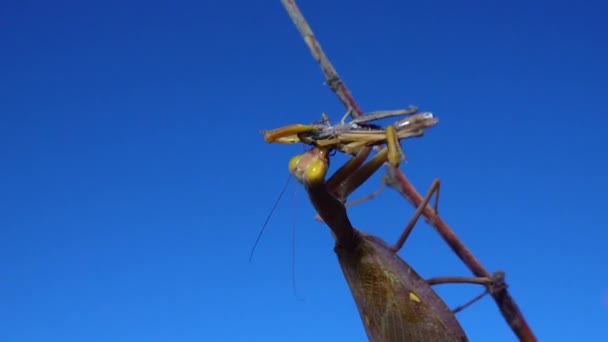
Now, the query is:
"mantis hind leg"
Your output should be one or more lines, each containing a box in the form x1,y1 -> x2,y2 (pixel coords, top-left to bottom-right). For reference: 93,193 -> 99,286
326,127 -> 405,200
391,179 -> 441,252
427,271 -> 507,314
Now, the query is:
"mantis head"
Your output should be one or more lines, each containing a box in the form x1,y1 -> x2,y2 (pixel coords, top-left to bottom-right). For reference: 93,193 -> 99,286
288,148 -> 330,186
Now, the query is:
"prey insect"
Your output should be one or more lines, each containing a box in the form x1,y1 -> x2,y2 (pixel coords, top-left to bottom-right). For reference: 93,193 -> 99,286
262,106 -> 437,167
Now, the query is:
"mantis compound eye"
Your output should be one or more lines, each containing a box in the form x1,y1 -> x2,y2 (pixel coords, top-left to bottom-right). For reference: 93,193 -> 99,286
288,154 -> 303,175
303,158 -> 327,184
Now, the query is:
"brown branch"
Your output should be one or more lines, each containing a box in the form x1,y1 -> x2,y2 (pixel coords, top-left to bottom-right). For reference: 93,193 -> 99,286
280,0 -> 537,341
281,0 -> 364,118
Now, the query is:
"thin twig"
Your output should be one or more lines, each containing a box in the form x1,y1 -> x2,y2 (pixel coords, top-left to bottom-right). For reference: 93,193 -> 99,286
280,0 -> 537,341
281,0 -> 364,117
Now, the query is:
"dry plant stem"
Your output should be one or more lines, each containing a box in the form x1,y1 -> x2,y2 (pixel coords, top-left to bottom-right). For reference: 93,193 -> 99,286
281,0 -> 363,116
280,0 -> 536,341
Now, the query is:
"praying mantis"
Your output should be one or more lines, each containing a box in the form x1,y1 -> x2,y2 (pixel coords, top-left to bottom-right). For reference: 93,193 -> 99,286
263,110 -> 501,341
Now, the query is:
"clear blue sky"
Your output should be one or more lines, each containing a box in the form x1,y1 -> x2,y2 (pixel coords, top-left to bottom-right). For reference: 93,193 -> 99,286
1,0 -> 607,341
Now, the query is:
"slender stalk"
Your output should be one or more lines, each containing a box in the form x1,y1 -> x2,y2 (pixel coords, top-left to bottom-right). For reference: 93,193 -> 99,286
280,0 -> 536,340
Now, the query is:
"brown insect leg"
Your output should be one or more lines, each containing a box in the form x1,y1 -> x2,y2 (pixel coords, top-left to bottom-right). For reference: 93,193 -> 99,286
315,183 -> 386,222
430,272 -> 507,314
313,181 -> 387,222
391,179 -> 441,252
344,182 -> 386,209
452,291 -> 490,314
335,148 -> 389,200
314,149 -> 388,223
326,147 -> 372,196
425,276 -> 494,286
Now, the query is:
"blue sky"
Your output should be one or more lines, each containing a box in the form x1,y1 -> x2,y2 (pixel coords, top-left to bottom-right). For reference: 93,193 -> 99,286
1,0 -> 607,341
